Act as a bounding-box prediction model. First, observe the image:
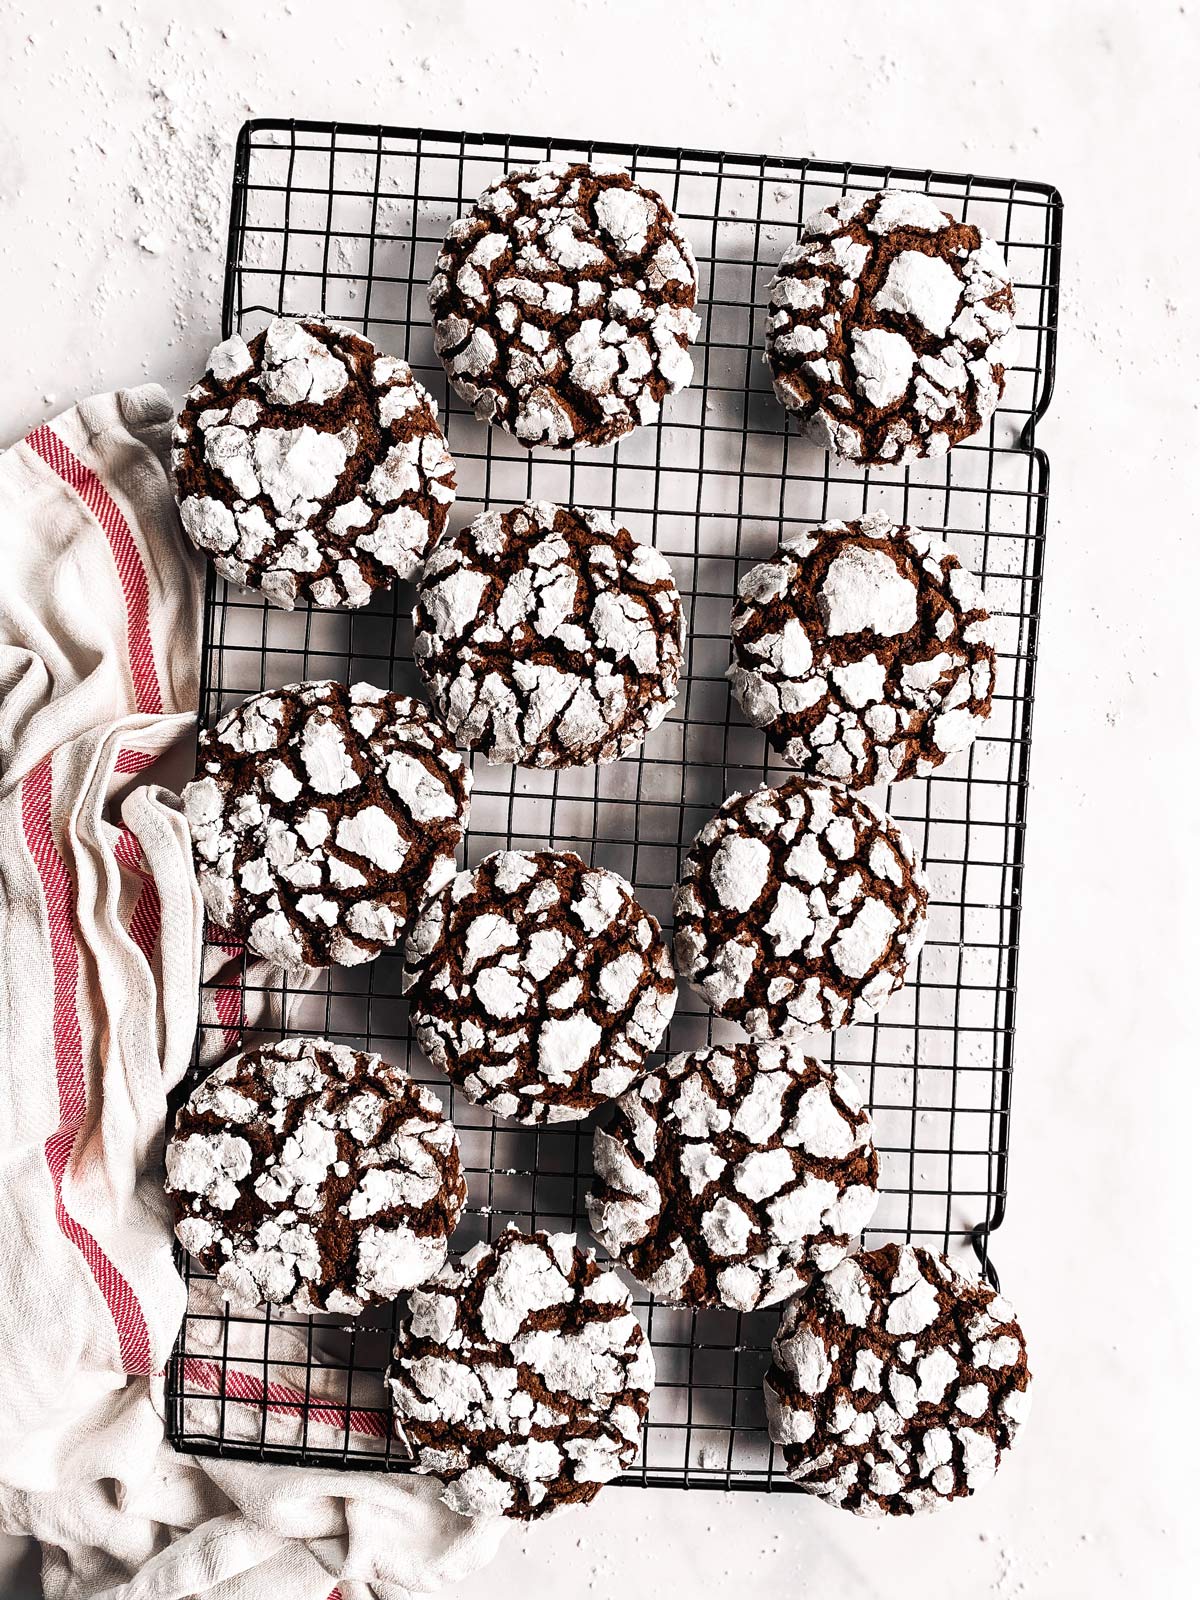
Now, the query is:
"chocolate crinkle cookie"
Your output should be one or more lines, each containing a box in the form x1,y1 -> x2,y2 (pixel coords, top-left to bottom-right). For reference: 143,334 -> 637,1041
429,162 -> 700,449
764,1243 -> 1032,1516
165,1037 -> 466,1315
183,680 -> 470,971
403,850 -> 677,1124
764,189 -> 1016,466
173,317 -> 456,608
388,1228 -> 654,1520
673,776 -> 928,1037
729,512 -> 996,787
413,500 -> 685,768
587,1041 -> 879,1312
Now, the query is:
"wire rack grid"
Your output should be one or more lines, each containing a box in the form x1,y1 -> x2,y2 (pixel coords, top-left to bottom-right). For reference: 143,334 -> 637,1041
165,119 -> 1061,1492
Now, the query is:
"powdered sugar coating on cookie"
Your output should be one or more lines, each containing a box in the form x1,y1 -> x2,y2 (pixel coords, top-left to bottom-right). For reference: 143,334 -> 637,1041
587,1041 -> 878,1311
729,512 -> 996,787
166,1036 -> 466,1315
414,501 -> 685,768
173,317 -> 456,609
404,850 -> 677,1124
764,190 -> 1016,466
430,163 -> 700,450
388,1228 -> 654,1520
764,1243 -> 1031,1516
673,776 -> 928,1037
183,680 -> 470,970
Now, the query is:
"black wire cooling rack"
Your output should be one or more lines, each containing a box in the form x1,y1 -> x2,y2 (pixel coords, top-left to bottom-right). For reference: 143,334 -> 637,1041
165,120 -> 1061,1491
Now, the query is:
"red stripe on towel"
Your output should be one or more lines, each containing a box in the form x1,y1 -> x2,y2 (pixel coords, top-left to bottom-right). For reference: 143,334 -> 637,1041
26,425 -> 164,716
113,827 -> 161,959
208,937 -> 246,1049
20,757 -> 154,1374
115,747 -> 158,775
127,881 -> 162,961
181,1357 -> 388,1438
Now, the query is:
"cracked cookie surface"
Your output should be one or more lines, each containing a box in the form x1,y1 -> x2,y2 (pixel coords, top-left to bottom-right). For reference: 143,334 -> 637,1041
403,849 -> 677,1124
764,189 -> 1015,466
166,1036 -> 465,1315
430,162 -> 700,449
729,512 -> 995,787
388,1228 -> 654,1520
183,680 -> 470,971
173,317 -> 456,609
587,1041 -> 878,1312
673,776 -> 928,1038
414,500 -> 685,768
764,1243 -> 1031,1516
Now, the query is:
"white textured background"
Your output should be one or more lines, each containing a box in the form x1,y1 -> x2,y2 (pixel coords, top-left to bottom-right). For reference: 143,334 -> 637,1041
1,2 -> 1196,1595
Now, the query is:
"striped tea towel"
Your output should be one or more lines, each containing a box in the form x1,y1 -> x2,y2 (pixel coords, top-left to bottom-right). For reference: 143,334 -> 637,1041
0,386 -> 503,1600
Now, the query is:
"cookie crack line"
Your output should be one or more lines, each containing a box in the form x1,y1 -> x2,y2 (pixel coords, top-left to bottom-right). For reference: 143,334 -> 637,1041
414,501 -> 685,769
388,1228 -> 655,1520
403,849 -> 677,1124
764,1243 -> 1031,1516
173,317 -> 456,610
673,775 -> 929,1038
165,1036 -> 466,1316
587,1040 -> 880,1312
729,511 -> 996,787
183,680 -> 471,971
764,188 -> 1016,467
430,162 -> 700,450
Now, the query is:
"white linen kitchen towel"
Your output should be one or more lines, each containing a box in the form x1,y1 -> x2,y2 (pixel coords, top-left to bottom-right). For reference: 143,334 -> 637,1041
0,387 -> 503,1599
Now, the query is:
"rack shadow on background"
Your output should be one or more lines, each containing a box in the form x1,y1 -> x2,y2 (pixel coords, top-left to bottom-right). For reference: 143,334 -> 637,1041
165,120 -> 1061,1491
